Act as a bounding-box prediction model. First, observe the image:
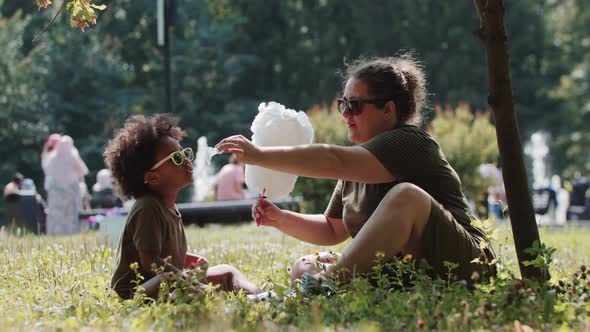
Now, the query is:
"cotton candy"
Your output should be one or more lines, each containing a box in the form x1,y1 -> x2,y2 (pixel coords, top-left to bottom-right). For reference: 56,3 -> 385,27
245,102 -> 314,199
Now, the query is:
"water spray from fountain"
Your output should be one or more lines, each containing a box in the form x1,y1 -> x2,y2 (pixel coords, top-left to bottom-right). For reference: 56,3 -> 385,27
525,131 -> 550,189
192,136 -> 219,202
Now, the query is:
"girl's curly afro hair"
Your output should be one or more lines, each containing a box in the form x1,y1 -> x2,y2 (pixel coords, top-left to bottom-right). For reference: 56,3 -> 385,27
104,114 -> 186,199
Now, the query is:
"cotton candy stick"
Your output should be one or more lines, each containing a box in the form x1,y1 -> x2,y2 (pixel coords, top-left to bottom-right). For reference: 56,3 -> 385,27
255,188 -> 266,226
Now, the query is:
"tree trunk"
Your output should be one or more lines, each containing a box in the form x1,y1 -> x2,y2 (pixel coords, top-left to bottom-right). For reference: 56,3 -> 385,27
473,0 -> 548,281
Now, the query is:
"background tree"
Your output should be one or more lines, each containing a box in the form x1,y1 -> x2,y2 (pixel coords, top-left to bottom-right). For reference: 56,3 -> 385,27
473,0 -> 546,281
544,0 -> 590,177
0,0 -> 588,223
0,11 -> 50,216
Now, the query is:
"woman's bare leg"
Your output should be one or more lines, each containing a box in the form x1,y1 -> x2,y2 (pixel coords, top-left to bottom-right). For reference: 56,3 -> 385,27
331,183 -> 432,281
204,264 -> 262,294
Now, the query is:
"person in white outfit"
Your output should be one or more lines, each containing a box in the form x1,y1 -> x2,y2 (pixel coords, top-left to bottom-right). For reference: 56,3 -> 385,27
42,136 -> 89,235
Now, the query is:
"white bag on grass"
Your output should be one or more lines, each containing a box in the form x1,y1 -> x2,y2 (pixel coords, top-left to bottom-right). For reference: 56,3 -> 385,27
245,102 -> 314,199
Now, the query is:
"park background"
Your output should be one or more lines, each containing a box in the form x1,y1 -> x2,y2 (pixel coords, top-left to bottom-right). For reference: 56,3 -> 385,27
1,0 -> 589,215
1,0 -> 589,330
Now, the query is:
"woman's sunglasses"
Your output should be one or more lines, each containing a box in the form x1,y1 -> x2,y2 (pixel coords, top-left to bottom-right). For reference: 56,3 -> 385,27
337,98 -> 391,116
150,147 -> 194,171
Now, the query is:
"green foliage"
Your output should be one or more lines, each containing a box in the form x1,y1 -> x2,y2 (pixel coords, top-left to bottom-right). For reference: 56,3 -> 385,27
544,0 -> 590,177
429,104 -> 499,202
292,101 -> 351,213
0,11 -> 51,220
35,18 -> 141,196
471,218 -> 500,250
36,0 -> 106,31
1,0 -> 589,220
523,240 -> 557,283
0,225 -> 589,330
171,0 -> 259,144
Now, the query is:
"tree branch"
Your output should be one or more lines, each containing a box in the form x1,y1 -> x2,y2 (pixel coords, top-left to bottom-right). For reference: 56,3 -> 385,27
33,0 -> 66,43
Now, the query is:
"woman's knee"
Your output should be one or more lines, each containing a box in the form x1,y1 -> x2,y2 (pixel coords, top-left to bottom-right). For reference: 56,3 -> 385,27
379,183 -> 432,249
383,183 -> 428,205
383,183 -> 431,217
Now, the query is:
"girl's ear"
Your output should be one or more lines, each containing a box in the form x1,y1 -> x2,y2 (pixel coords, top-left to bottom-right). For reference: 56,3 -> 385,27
384,100 -> 396,115
144,171 -> 160,185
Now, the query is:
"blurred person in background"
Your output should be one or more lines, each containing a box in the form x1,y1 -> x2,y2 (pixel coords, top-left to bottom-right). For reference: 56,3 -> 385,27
19,178 -> 47,233
3,173 -> 24,229
3,172 -> 23,198
214,154 -> 245,201
90,168 -> 123,209
41,133 -> 62,194
80,181 -> 91,211
43,135 -> 89,235
479,162 -> 506,221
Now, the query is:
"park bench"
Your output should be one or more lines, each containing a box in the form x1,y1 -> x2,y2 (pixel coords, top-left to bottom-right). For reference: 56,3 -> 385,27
532,188 -> 556,215
79,198 -> 300,226
79,198 -> 301,244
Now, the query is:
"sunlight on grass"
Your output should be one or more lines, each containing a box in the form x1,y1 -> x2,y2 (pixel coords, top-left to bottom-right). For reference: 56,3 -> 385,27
0,222 -> 588,330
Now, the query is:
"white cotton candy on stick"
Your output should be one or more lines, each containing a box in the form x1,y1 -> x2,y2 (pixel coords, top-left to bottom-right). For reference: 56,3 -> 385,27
245,102 -> 314,199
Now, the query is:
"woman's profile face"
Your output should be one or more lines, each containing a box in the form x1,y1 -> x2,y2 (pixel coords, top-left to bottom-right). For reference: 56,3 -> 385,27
342,78 -> 394,143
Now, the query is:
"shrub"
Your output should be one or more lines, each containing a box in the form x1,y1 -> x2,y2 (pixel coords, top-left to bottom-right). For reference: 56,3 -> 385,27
428,104 -> 499,204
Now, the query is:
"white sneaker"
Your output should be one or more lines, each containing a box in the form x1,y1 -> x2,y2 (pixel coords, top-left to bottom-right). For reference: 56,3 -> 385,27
247,290 -> 277,302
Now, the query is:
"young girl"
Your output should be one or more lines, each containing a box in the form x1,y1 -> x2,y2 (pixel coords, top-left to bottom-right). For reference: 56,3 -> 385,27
106,114 -> 261,299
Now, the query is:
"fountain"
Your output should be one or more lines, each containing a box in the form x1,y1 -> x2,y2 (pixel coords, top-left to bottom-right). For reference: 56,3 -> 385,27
192,136 -> 219,202
525,131 -> 550,189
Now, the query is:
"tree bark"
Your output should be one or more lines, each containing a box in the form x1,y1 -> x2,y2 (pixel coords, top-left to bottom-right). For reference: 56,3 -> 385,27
473,0 -> 548,281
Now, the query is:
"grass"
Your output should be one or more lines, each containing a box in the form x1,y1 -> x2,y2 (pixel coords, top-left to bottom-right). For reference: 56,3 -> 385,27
0,222 -> 589,331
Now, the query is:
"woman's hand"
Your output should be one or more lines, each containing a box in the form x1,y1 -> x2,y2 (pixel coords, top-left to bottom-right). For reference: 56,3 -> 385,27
252,198 -> 284,227
215,135 -> 263,165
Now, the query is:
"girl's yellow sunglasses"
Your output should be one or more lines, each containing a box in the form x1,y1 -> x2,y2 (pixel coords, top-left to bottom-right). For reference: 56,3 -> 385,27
150,147 -> 194,171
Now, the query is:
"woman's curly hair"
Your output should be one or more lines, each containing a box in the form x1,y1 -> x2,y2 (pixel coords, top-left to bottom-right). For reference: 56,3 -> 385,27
104,114 -> 186,199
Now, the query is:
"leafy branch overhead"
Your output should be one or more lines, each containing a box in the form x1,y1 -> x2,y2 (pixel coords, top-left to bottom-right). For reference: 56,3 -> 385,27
35,0 -> 106,31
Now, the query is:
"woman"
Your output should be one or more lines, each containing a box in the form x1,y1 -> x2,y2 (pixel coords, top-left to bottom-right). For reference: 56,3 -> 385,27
216,54 -> 495,283
43,135 -> 89,235
214,154 -> 245,201
41,133 -> 62,194
90,168 -> 123,209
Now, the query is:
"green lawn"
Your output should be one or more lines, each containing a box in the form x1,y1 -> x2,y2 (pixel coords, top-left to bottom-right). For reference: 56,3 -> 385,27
0,222 -> 588,331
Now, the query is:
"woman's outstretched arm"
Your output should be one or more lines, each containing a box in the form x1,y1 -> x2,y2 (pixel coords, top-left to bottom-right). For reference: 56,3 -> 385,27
277,211 -> 349,246
216,135 -> 396,184
253,199 -> 349,246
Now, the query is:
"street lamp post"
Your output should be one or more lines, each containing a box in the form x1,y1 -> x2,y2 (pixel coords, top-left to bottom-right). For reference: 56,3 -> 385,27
157,0 -> 174,114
